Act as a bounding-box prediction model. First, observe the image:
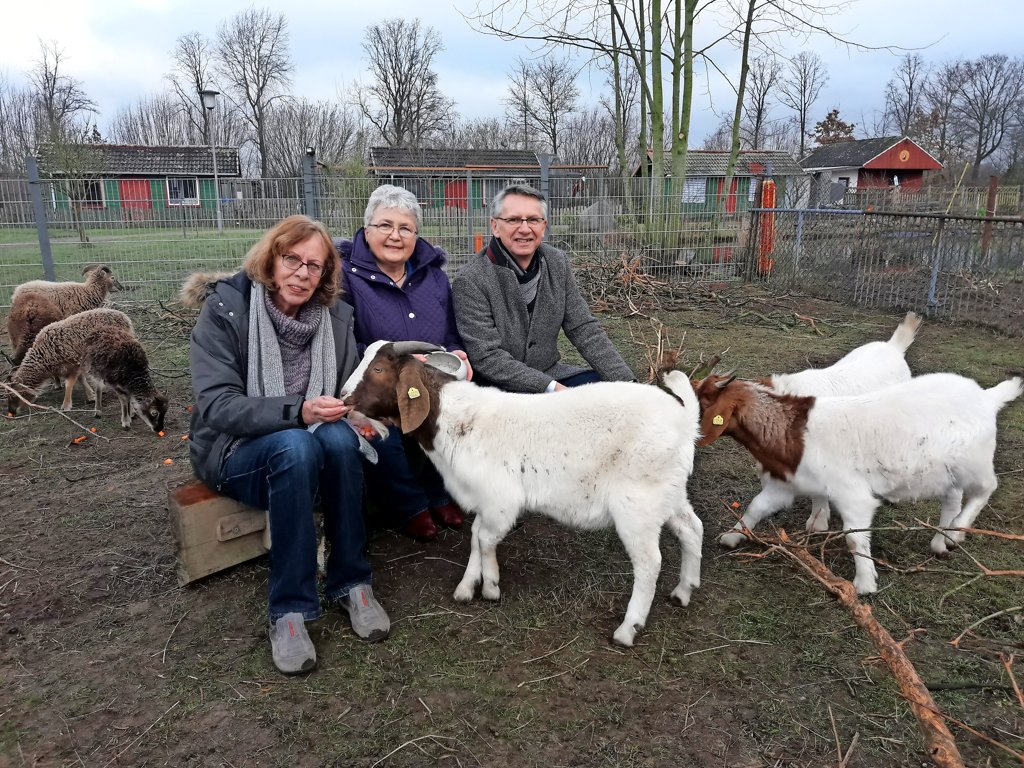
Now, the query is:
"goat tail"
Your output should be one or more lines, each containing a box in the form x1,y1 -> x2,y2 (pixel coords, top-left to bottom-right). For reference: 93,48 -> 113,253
887,311 -> 922,352
179,271 -> 233,309
660,369 -> 700,413
986,376 -> 1024,410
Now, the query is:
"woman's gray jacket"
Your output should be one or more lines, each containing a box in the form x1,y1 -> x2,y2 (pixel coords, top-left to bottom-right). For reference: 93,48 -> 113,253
452,243 -> 634,393
187,271 -> 359,488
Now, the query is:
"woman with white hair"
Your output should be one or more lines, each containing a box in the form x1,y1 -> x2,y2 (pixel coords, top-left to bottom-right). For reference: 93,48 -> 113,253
335,185 -> 471,541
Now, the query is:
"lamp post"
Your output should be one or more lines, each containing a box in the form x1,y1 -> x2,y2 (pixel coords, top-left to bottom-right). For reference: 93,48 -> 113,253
199,89 -> 224,234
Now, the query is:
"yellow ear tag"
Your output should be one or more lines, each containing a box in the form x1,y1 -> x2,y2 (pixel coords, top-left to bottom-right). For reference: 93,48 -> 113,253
712,414 -> 724,426
407,387 -> 421,399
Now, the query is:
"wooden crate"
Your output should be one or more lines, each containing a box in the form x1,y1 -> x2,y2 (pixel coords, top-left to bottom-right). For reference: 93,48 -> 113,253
168,479 -> 270,586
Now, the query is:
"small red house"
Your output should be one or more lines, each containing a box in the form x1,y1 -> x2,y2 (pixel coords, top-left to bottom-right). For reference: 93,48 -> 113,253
801,136 -> 941,202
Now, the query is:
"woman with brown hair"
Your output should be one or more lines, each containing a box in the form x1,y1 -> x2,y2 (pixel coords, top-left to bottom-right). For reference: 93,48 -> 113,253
187,214 -> 389,675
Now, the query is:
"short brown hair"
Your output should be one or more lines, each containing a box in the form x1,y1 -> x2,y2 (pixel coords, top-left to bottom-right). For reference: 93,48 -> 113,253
243,215 -> 341,306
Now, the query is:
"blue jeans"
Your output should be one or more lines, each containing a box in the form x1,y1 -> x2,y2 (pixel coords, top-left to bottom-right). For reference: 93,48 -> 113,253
364,430 -> 450,525
219,421 -> 370,623
558,369 -> 602,387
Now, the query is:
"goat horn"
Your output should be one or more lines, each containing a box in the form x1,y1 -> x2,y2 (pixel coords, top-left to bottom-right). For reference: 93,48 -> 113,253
389,341 -> 446,355
715,373 -> 738,389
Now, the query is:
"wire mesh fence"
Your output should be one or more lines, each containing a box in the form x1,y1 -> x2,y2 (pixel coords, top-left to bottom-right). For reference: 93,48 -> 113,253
2,170 -> 1022,336
751,208 -> 1024,335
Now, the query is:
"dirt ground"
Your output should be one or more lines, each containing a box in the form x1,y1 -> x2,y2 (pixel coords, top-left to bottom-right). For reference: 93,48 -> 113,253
1,289 -> 1022,767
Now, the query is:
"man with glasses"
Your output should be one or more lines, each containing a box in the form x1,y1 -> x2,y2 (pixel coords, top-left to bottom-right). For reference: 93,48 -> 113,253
453,183 -> 635,392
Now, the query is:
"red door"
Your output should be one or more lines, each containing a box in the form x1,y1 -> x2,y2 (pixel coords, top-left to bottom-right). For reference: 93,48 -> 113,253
119,179 -> 152,209
445,179 -> 468,209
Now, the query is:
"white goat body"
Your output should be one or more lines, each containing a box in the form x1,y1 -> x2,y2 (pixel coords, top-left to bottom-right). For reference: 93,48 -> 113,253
349,347 -> 703,646
762,311 -> 921,532
699,372 -> 1022,594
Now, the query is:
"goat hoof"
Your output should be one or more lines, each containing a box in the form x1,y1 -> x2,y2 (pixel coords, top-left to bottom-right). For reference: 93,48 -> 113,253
853,577 -> 878,596
612,624 -> 638,647
719,531 -> 746,549
670,586 -> 693,607
481,582 -> 500,601
453,583 -> 476,603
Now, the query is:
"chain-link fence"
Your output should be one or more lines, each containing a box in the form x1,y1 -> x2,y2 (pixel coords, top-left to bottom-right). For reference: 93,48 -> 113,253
2,167 -> 1023,336
750,208 -> 1024,335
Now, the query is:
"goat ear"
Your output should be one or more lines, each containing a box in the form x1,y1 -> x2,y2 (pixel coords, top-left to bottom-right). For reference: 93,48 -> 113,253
697,400 -> 734,447
397,364 -> 431,434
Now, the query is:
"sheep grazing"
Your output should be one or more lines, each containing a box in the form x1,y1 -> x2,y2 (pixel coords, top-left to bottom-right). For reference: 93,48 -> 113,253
8,308 -> 167,433
7,264 -> 123,364
347,343 -> 704,647
759,311 -> 922,532
694,371 -> 1023,594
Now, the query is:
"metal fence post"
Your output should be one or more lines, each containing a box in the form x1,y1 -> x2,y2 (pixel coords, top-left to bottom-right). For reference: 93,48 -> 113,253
465,168 -> 474,256
301,148 -> 320,220
926,216 -> 946,312
25,154 -> 56,281
794,209 -> 806,277
539,152 -> 552,242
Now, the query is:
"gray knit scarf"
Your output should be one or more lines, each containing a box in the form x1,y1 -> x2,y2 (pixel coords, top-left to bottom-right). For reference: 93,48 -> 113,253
247,282 -> 337,409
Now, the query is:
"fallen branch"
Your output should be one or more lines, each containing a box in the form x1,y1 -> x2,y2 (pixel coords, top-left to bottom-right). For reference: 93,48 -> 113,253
1,382 -> 111,441
767,528 -> 965,767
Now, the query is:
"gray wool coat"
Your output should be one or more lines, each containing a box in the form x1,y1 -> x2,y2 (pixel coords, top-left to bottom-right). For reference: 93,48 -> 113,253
452,243 -> 635,393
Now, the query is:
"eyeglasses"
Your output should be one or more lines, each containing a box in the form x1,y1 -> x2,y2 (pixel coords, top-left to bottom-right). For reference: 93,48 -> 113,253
494,216 -> 546,228
280,253 -> 324,277
368,222 -> 418,239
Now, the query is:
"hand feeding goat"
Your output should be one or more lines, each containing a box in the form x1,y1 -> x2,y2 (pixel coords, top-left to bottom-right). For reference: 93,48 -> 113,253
7,264 -> 123,364
693,371 -> 1023,594
7,308 -> 167,432
346,342 -> 704,647
759,311 -> 922,533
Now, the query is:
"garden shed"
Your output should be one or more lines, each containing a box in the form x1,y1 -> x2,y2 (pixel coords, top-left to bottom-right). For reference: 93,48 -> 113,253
633,150 -> 805,211
801,136 -> 942,202
35,143 -> 242,220
367,147 -> 581,210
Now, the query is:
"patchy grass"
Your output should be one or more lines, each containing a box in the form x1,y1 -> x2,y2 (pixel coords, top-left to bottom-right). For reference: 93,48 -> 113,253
0,286 -> 1021,767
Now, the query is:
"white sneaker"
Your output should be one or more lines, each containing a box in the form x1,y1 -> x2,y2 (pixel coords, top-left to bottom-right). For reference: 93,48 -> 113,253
269,613 -> 316,674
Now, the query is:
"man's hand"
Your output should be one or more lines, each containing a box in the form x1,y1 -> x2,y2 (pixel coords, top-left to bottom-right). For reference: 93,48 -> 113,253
302,395 -> 351,424
452,349 -> 473,381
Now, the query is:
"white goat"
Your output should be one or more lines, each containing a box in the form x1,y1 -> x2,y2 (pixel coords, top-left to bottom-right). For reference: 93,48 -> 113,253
347,344 -> 704,647
694,372 -> 1023,594
8,265 -> 123,364
761,311 -> 922,533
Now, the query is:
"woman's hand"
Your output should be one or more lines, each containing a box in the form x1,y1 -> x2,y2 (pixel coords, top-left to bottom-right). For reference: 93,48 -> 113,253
302,395 -> 351,424
452,349 -> 473,381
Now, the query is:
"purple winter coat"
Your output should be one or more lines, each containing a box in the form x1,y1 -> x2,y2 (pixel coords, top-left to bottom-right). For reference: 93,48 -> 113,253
335,230 -> 464,355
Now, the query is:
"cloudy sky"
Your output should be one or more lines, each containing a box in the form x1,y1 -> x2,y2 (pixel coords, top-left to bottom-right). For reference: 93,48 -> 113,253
1,0 -> 1019,144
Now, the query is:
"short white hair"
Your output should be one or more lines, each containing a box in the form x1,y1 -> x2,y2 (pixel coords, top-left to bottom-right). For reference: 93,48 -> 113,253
364,184 -> 422,230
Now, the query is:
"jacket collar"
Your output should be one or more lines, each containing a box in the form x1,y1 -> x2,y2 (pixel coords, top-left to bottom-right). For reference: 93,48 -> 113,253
344,229 -> 447,277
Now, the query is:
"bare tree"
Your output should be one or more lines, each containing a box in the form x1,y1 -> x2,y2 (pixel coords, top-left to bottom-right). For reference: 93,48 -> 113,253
107,93 -> 194,145
215,7 -> 293,178
884,53 -> 929,138
0,75 -> 38,172
28,40 -> 97,139
262,99 -> 361,177
503,54 -> 580,155
355,18 -> 455,148
504,59 -> 534,149
741,54 -> 782,149
778,50 -> 828,157
169,32 -> 219,144
559,105 -> 620,167
436,117 -> 523,151
954,54 -> 1024,179
922,59 -> 966,166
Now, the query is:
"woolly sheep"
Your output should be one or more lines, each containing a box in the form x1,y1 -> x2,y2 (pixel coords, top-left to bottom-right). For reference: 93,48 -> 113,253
347,343 -> 704,647
8,308 -> 166,432
694,371 -> 1023,594
7,264 -> 123,364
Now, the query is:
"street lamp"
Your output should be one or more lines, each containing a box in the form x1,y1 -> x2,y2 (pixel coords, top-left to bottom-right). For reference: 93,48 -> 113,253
199,88 -> 224,234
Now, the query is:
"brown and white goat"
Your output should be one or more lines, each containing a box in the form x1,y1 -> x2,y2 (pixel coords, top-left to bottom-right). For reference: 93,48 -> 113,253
694,372 -> 1022,594
347,343 -> 703,647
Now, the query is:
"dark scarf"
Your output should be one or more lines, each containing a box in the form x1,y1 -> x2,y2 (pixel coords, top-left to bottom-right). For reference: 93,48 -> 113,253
487,235 -> 541,313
